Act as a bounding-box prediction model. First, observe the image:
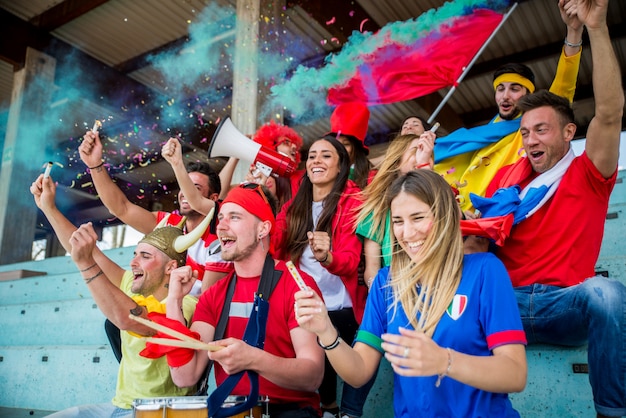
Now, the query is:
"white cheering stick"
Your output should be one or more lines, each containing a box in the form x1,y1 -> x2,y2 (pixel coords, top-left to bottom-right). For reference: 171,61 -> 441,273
286,261 -> 308,291
43,161 -> 53,179
92,120 -> 102,133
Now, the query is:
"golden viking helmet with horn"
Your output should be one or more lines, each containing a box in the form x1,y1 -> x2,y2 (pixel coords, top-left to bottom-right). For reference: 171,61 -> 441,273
139,207 -> 215,267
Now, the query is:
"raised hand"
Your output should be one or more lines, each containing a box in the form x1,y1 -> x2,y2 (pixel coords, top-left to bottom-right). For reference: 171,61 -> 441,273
161,137 -> 184,168
168,265 -> 198,300
294,289 -> 333,336
307,231 -> 331,264
69,222 -> 99,265
30,174 -> 57,212
79,131 -> 104,169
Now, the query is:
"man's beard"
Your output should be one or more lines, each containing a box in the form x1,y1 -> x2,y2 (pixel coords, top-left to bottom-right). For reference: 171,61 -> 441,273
499,107 -> 520,121
178,206 -> 201,218
221,237 -> 260,262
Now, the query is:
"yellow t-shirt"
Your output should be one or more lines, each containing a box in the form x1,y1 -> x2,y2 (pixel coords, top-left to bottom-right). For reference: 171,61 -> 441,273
112,270 -> 198,409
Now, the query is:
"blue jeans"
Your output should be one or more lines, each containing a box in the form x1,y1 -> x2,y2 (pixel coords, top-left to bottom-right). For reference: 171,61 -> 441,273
515,276 -> 626,417
339,367 -> 377,417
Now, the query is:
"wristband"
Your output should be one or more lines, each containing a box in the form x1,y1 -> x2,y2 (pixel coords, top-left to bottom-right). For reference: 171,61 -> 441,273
317,331 -> 342,350
83,269 -> 104,284
415,162 -> 431,170
79,262 -> 98,272
88,162 -> 104,170
318,252 -> 329,264
564,39 -> 582,48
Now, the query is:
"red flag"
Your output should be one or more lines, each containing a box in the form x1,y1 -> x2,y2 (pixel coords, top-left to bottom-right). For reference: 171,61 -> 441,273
139,312 -> 200,367
327,9 -> 505,106
460,214 -> 514,247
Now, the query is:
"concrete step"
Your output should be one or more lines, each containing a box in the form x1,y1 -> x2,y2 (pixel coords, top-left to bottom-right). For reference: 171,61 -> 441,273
0,271 -> 98,305
595,255 -> 626,284
0,345 -> 117,411
0,298 -> 108,346
600,207 -> 626,258
0,246 -> 133,275
510,344 -> 593,416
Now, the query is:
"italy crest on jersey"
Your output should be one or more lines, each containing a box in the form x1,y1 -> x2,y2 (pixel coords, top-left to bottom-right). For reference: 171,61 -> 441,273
446,294 -> 468,320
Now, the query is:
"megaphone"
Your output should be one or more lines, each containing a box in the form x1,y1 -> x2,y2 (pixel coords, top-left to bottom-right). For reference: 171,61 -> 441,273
208,117 -> 296,178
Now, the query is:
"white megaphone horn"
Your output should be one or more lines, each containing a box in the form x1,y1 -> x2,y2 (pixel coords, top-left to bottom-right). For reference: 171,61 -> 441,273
208,116 -> 296,178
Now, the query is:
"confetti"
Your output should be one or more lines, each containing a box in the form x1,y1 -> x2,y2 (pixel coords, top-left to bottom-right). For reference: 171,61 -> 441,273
359,18 -> 369,32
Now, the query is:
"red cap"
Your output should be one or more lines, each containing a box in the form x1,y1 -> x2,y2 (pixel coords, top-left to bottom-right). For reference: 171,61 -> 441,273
329,102 -> 370,154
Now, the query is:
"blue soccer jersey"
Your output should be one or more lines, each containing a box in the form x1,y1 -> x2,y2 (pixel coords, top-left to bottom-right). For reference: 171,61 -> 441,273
356,252 -> 526,417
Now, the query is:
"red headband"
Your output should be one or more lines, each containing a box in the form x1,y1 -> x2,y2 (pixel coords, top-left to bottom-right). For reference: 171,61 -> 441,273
222,185 -> 275,233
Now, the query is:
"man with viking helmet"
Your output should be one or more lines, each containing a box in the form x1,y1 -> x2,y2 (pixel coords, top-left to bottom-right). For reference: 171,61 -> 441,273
30,174 -> 213,418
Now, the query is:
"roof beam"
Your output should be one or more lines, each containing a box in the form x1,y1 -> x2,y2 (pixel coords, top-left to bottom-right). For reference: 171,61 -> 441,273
0,8 -> 162,102
29,0 -> 111,31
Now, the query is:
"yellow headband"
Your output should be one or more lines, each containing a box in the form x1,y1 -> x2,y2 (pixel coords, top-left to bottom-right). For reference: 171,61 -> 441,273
493,73 -> 535,93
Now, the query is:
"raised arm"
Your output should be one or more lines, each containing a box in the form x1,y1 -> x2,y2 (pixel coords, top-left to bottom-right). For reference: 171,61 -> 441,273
579,0 -> 624,178
79,131 -> 158,233
363,238 -> 382,290
31,174 -> 80,254
162,137 -> 217,216
30,174 -> 125,287
561,0 -> 584,57
548,0 -> 584,101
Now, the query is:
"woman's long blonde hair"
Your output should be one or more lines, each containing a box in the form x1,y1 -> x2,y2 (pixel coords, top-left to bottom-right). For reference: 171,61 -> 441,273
387,170 -> 464,337
356,134 -> 420,240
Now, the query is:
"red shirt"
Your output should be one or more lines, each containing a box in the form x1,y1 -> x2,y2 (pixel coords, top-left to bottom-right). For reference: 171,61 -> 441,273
193,260 -> 321,411
488,152 -> 616,287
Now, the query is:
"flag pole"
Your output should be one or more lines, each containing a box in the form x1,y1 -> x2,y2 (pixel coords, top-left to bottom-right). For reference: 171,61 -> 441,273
427,2 -> 519,124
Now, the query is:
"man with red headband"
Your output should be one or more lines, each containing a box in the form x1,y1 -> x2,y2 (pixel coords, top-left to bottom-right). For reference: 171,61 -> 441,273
165,183 -> 325,417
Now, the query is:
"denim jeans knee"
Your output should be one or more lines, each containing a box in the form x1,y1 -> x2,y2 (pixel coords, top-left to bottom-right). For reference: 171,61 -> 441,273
515,277 -> 626,416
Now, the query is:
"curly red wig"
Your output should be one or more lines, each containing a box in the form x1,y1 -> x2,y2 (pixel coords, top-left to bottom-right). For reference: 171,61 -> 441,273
253,120 -> 303,165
